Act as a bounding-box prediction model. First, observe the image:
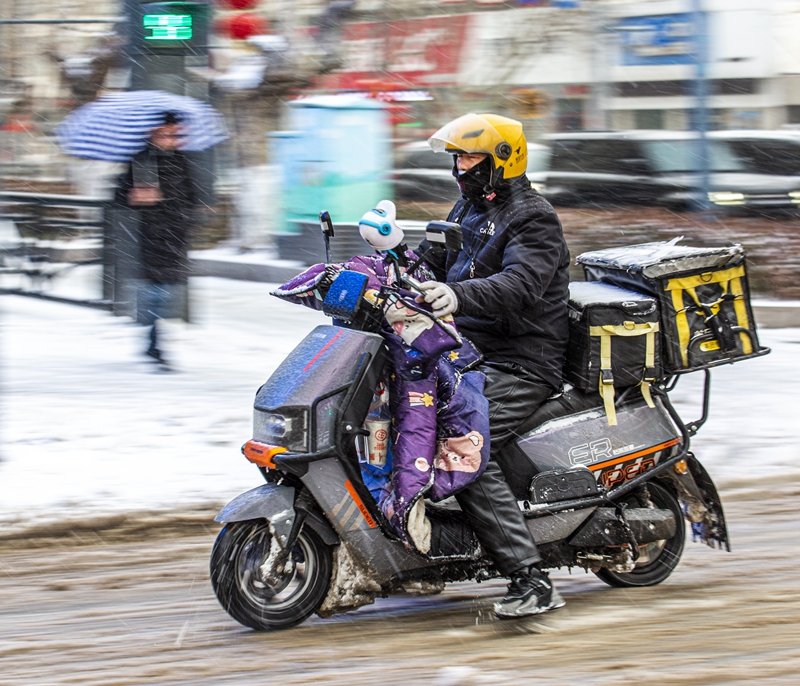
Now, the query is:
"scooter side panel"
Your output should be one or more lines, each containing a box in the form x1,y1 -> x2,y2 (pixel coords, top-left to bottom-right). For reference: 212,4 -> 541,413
526,508 -> 596,545
516,397 -> 681,489
301,458 -> 436,582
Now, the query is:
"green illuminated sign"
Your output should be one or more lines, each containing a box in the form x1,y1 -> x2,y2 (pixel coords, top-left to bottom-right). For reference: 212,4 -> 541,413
143,14 -> 193,41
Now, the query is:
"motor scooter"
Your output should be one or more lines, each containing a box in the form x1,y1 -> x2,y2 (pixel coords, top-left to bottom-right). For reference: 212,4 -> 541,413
210,220 -> 740,631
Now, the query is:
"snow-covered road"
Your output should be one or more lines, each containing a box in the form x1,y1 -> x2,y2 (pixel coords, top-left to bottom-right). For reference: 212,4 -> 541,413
2,274 -> 799,527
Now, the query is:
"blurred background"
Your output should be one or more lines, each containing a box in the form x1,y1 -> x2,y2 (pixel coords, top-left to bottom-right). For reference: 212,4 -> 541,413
3,7 -> 800,675
3,0 -> 800,306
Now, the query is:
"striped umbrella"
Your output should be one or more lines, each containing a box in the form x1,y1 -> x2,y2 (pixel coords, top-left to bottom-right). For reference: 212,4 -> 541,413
54,90 -> 229,162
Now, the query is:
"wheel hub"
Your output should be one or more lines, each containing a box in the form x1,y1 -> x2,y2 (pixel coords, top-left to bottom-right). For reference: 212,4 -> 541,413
238,533 -> 313,609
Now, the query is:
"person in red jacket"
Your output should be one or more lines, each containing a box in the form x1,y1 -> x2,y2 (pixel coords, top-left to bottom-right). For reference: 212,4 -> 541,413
417,113 -> 571,619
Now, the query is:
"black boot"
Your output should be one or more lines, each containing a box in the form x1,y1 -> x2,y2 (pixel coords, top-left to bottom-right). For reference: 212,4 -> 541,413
494,565 -> 565,619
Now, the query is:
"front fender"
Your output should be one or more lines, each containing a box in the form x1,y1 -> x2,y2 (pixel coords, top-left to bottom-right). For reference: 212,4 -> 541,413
215,483 -> 296,548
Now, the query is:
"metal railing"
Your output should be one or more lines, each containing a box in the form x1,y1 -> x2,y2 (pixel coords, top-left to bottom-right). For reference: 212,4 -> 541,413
0,191 -> 112,309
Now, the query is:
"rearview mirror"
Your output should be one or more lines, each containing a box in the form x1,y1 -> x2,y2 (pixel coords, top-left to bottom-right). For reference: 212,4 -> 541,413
319,210 -> 334,239
425,221 -> 462,251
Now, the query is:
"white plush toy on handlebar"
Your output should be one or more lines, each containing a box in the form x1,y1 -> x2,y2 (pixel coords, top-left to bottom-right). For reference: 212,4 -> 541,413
358,199 -> 405,252
358,199 -> 458,318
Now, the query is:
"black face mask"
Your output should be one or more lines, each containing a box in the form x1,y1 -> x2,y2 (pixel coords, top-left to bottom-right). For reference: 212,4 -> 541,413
453,156 -> 494,200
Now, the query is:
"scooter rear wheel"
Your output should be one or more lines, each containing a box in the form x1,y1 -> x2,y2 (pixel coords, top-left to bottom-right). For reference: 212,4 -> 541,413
210,518 -> 332,631
594,481 -> 685,588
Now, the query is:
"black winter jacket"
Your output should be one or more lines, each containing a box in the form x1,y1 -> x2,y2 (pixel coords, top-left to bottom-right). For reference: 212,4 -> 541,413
115,147 -> 198,284
421,175 -> 570,390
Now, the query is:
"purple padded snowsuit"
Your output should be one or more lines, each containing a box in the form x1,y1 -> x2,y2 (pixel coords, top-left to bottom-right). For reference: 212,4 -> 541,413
272,251 -> 490,550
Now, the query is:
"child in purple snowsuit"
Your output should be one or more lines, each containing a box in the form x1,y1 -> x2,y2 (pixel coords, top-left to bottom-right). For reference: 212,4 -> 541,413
271,203 -> 490,553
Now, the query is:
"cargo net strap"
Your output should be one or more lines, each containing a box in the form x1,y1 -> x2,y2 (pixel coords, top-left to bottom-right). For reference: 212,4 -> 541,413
665,265 -> 753,368
589,321 -> 660,426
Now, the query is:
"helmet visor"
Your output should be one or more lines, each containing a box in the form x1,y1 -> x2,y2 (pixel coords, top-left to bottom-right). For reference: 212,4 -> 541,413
428,113 -> 505,156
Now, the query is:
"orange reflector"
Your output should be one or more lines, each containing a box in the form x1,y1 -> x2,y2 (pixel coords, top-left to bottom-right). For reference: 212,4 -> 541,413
243,440 -> 287,469
673,459 -> 688,475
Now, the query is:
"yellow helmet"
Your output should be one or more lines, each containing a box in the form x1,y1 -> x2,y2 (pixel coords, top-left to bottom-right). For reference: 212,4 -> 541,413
428,113 -> 528,184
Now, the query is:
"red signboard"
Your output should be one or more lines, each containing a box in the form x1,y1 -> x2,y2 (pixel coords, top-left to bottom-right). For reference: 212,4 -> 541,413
317,14 -> 470,90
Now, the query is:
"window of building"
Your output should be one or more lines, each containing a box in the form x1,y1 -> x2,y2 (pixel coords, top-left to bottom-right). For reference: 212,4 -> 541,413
726,109 -> 762,129
615,79 -> 758,98
635,110 -> 664,129
718,79 -> 758,95
617,81 -> 686,97
686,108 -> 726,131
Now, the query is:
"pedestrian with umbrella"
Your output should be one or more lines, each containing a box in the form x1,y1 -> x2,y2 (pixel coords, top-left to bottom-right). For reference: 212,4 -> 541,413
55,91 -> 228,368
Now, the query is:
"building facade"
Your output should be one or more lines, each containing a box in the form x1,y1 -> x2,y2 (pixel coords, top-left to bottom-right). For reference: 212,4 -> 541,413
301,0 -> 800,134
4,0 -> 800,139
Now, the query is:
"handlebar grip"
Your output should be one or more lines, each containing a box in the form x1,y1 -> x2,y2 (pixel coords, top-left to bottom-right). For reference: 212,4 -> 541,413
401,273 -> 424,293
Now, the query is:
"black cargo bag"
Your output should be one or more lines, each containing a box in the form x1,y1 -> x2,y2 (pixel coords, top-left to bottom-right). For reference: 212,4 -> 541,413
564,281 -> 661,425
577,241 -> 765,373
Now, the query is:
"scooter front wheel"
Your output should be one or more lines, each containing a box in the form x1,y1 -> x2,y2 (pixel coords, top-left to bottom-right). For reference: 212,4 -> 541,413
210,519 -> 333,631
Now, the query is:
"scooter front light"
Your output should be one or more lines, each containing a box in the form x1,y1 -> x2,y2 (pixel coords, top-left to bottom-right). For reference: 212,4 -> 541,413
265,413 -> 287,437
253,407 -> 308,452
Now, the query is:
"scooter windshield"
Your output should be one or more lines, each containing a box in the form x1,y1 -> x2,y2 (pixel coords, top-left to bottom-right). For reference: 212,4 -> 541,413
255,325 -> 384,411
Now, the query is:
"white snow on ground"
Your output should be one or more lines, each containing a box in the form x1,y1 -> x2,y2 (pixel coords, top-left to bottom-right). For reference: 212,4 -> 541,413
1,268 -> 799,527
666,326 -> 800,489
0,271 -> 323,525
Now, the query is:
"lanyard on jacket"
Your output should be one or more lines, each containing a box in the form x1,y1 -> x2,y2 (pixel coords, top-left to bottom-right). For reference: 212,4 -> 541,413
454,198 -> 508,280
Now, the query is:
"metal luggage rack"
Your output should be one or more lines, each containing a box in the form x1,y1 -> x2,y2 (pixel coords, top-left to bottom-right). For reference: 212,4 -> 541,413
669,325 -> 771,376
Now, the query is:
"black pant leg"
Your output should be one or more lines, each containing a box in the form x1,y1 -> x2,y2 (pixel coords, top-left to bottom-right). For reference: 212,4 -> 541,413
483,363 -> 555,454
454,364 -> 554,576
455,459 -> 540,574
148,322 -> 159,353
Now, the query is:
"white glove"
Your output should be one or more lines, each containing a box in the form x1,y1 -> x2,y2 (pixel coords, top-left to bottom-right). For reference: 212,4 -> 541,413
417,280 -> 458,317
